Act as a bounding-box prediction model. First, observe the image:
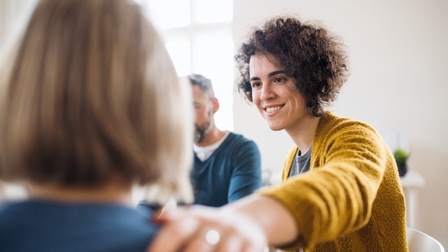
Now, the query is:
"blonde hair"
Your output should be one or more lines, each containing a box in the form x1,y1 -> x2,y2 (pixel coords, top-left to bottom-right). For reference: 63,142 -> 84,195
0,0 -> 192,203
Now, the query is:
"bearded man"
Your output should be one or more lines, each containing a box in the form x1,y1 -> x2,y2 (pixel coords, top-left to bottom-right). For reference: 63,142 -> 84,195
188,74 -> 262,207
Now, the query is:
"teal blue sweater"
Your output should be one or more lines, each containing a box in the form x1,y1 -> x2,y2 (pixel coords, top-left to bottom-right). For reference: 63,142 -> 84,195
0,200 -> 158,252
191,132 -> 262,207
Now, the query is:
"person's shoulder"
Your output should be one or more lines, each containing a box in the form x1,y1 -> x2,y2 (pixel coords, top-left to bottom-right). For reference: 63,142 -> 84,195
321,111 -> 377,131
0,201 -> 159,252
0,201 -> 13,221
0,200 -> 35,234
227,131 -> 251,140
222,132 -> 260,157
0,200 -> 29,220
318,111 -> 381,141
226,131 -> 257,145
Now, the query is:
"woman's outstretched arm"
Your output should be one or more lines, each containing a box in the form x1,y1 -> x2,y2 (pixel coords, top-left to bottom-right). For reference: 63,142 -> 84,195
147,194 -> 298,252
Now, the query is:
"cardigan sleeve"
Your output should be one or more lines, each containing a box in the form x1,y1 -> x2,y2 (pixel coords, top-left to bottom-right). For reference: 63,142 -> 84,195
258,114 -> 392,250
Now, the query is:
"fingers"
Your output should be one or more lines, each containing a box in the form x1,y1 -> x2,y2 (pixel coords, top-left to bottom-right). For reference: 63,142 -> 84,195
148,209 -> 199,252
182,228 -> 214,252
213,225 -> 266,252
184,227 -> 243,252
214,231 -> 244,252
147,206 -> 267,252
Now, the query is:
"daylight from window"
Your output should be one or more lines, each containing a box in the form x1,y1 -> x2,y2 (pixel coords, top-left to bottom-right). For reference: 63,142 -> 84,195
139,0 -> 234,131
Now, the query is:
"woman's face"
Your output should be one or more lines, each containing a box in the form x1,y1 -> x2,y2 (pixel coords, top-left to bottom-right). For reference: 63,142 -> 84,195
249,53 -> 308,132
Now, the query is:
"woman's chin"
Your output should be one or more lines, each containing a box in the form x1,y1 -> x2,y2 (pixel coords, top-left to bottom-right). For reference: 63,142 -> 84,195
267,122 -> 284,131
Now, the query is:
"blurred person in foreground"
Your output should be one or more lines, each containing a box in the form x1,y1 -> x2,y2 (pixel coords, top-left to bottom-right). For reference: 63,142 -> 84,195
188,73 -> 262,207
148,15 -> 407,252
0,0 -> 193,251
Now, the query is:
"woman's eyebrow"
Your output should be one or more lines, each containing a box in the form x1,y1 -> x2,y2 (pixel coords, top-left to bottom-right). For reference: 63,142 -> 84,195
250,70 -> 286,81
268,70 -> 286,77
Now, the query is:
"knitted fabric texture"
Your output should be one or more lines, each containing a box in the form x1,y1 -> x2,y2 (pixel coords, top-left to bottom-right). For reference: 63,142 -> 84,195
259,111 -> 408,252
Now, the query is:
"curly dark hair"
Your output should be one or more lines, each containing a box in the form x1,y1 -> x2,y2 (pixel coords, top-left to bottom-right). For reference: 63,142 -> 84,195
235,15 -> 349,117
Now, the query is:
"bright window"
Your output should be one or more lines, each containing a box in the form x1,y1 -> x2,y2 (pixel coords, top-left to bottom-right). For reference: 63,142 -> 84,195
195,0 -> 233,24
139,0 -> 234,131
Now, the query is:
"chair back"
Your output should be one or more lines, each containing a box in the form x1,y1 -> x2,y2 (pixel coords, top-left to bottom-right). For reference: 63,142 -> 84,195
407,227 -> 445,252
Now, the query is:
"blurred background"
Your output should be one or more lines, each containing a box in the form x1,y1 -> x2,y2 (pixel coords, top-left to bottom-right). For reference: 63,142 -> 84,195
1,0 -> 447,248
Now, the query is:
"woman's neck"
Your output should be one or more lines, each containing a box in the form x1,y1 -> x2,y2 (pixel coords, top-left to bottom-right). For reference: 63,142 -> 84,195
286,116 -> 321,153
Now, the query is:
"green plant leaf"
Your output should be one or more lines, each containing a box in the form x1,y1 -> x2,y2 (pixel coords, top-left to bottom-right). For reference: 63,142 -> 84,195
393,148 -> 410,165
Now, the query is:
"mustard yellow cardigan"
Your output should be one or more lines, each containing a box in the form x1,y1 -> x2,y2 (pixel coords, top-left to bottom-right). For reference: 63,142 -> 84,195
259,111 -> 408,252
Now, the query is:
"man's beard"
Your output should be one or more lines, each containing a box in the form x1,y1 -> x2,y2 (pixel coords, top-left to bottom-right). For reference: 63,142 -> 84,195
194,121 -> 211,143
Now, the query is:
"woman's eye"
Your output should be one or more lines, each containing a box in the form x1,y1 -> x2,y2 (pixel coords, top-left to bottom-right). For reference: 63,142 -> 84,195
273,76 -> 289,86
274,77 -> 284,83
251,82 -> 261,88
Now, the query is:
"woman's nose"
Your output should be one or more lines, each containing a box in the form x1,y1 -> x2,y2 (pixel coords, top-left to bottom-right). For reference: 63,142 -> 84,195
260,84 -> 274,101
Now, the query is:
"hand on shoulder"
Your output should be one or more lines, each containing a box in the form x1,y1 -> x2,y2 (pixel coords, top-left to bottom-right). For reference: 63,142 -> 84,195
147,204 -> 267,252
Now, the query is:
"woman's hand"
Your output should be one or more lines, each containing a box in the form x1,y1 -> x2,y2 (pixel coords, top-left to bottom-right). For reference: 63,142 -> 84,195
147,204 -> 267,252
147,194 -> 299,252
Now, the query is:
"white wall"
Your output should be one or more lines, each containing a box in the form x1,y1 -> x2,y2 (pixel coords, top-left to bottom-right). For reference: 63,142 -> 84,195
233,0 -> 448,248
0,0 -> 36,200
0,0 -> 35,51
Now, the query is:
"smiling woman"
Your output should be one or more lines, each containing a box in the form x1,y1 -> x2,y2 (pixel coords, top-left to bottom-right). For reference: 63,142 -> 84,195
146,14 -> 408,252
248,54 -> 310,133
